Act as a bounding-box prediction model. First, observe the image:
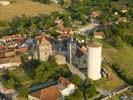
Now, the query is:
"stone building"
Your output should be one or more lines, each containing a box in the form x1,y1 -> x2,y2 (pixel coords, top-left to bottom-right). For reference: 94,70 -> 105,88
67,39 -> 102,80
55,53 -> 66,65
33,36 -> 52,61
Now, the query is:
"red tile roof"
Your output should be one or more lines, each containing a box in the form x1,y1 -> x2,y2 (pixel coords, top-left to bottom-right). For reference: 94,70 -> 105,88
94,32 -> 104,36
30,85 -> 62,100
4,51 -> 16,57
14,47 -> 28,53
0,55 -> 21,64
59,77 -> 70,88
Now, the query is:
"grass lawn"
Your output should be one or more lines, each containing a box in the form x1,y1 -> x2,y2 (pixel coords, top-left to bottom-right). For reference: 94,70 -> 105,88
94,41 -> 133,90
94,64 -> 124,91
103,43 -> 133,80
0,0 -> 65,21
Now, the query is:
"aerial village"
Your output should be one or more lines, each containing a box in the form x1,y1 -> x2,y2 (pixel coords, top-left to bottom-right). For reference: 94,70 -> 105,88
0,15 -> 131,100
0,14 -> 107,99
0,0 -> 133,100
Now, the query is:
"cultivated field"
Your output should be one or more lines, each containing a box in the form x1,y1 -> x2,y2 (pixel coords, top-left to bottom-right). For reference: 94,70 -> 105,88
0,0 -> 65,21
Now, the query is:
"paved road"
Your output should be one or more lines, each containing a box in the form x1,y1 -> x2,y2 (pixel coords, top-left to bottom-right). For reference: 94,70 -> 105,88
76,23 -> 100,35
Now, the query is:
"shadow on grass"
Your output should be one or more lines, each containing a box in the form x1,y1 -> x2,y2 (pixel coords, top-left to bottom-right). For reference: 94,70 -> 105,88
21,59 -> 40,79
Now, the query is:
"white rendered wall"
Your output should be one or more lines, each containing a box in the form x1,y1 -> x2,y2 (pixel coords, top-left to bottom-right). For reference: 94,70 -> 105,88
87,46 -> 102,80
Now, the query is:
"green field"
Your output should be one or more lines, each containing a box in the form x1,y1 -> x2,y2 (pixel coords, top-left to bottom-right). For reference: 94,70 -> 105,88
103,43 -> 133,80
0,0 -> 65,21
94,64 -> 124,90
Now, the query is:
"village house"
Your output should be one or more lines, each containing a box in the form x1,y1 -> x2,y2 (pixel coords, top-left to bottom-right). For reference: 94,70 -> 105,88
0,49 -> 17,58
0,56 -> 21,69
58,77 -> 76,96
28,85 -> 63,100
94,32 -> 105,39
4,51 -> 16,57
14,47 -> 29,54
2,34 -> 22,42
28,77 -> 76,100
55,16 -> 73,35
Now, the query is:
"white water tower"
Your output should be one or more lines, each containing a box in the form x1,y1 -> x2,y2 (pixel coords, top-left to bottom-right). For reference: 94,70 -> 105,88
87,43 -> 102,80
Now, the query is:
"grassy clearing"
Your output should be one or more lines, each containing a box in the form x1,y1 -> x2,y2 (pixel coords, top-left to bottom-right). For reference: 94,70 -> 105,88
103,43 -> 133,80
0,0 -> 65,21
94,41 -> 133,90
94,64 -> 124,90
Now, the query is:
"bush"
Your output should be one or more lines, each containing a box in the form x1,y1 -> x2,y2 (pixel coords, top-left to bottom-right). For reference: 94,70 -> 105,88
71,74 -> 82,87
81,79 -> 97,98
19,86 -> 29,97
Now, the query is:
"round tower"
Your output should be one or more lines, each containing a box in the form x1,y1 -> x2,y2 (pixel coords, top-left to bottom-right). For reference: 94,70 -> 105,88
87,43 -> 102,80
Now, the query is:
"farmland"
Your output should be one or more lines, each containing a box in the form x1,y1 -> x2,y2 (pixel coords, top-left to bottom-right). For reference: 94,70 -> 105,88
0,0 -> 65,21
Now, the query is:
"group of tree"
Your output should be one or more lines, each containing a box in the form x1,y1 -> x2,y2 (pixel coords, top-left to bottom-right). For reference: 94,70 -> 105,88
1,70 -> 29,97
111,64 -> 133,85
1,12 -> 71,37
34,56 -> 71,83
70,74 -> 97,99
103,22 -> 133,48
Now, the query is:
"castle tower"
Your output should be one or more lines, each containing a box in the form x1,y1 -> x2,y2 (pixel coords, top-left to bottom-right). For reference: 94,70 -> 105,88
87,42 -> 102,80
67,36 -> 76,64
33,36 -> 52,61
39,36 -> 52,61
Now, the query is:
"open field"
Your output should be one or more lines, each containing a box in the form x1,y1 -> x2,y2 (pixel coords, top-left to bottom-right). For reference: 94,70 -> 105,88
0,0 -> 65,21
94,64 -> 124,90
103,43 -> 133,80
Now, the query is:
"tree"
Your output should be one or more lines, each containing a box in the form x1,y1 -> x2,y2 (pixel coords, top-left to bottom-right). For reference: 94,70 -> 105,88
34,62 -> 52,83
65,89 -> 84,100
71,74 -> 82,87
19,86 -> 29,97
3,71 -> 15,89
82,79 -> 97,98
21,54 -> 29,64
34,56 -> 70,83
59,0 -> 65,5
112,36 -> 123,49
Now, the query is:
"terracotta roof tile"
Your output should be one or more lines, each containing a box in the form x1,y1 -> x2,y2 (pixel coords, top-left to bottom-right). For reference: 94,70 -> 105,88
30,85 -> 62,100
14,47 -> 28,53
0,55 -> 21,64
59,77 -> 70,88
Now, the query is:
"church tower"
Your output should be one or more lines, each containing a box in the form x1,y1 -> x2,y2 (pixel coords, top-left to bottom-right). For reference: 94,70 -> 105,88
67,36 -> 76,64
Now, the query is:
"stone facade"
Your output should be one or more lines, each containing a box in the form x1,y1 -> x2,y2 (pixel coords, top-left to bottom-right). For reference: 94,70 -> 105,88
55,54 -> 66,65
33,36 -> 52,61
